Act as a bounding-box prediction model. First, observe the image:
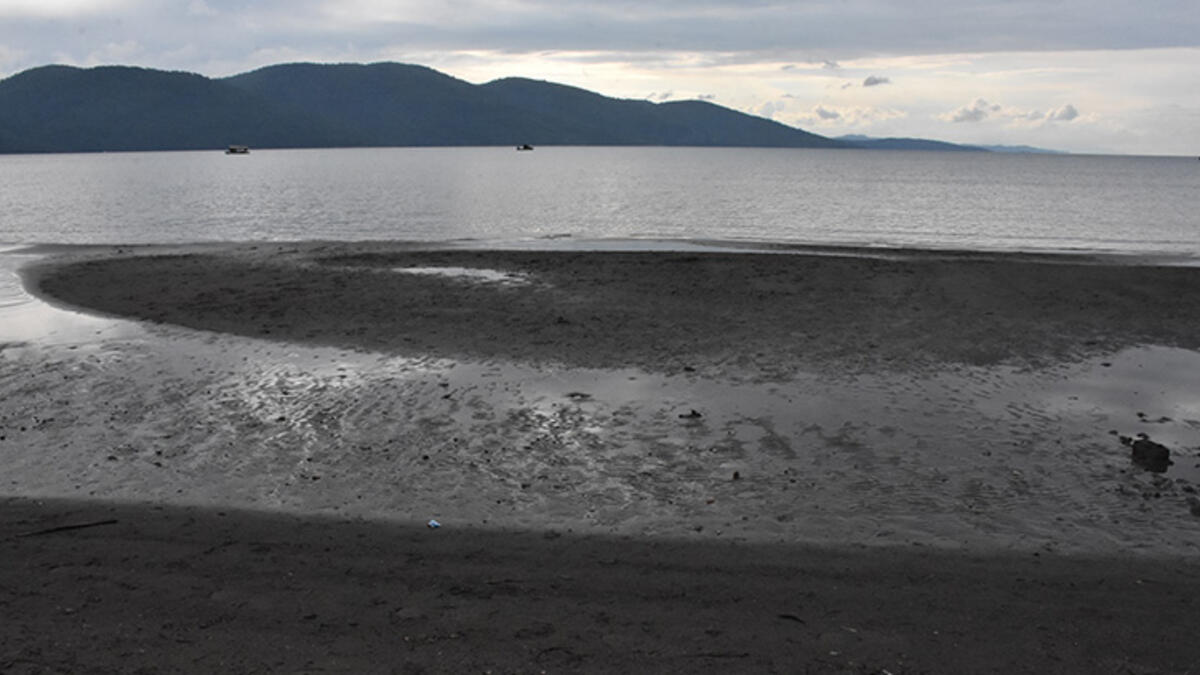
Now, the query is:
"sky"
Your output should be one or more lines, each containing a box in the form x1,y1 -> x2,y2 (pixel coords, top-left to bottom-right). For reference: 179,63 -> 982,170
0,0 -> 1197,155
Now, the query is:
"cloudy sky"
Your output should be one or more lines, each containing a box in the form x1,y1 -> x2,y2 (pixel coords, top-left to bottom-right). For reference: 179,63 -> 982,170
1,0 -> 1197,155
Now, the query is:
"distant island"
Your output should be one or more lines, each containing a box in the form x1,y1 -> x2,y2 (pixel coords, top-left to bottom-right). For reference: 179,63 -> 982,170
835,135 -> 1063,154
0,62 -> 1059,155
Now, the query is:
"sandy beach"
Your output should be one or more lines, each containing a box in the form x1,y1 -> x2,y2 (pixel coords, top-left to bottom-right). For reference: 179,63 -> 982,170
4,241 -> 1200,671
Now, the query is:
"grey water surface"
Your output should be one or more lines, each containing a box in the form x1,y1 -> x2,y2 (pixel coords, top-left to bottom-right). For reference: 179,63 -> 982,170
1,147 -> 1197,256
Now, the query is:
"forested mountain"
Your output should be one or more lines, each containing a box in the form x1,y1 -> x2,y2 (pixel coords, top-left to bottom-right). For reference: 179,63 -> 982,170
0,65 -> 355,153
0,62 -> 847,153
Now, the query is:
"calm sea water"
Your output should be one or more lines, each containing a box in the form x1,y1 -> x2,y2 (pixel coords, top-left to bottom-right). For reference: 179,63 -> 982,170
1,146 -> 1197,255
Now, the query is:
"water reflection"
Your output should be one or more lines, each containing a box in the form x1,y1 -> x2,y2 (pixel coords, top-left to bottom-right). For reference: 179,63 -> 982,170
391,266 -> 532,285
0,250 -> 143,348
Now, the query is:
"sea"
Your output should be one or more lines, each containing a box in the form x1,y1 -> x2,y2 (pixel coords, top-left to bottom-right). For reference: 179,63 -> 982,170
1,146 -> 1198,256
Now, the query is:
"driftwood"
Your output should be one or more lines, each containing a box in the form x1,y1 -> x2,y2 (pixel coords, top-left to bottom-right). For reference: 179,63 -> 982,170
17,519 -> 118,538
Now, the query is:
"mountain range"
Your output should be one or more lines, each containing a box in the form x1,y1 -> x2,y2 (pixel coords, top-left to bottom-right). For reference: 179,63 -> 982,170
0,62 -> 847,153
0,62 -> 1059,155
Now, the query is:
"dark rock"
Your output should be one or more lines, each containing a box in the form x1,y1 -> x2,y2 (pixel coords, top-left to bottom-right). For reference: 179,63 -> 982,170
1131,436 -> 1172,473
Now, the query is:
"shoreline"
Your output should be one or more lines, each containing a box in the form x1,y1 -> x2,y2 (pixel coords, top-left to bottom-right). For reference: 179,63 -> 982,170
10,235 -> 1200,264
3,495 -> 1200,672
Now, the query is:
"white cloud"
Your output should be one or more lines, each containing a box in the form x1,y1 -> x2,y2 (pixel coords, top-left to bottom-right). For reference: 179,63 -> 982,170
0,45 -> 27,75
940,98 -> 1083,127
942,98 -> 1000,123
1048,103 -> 1079,121
0,0 -> 139,18
84,40 -> 144,67
792,104 -> 906,129
754,99 -> 787,119
187,0 -> 217,17
862,75 -> 890,87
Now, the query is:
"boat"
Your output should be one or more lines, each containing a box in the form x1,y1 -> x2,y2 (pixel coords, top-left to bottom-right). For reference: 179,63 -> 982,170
516,144 -> 534,151
225,145 -> 250,155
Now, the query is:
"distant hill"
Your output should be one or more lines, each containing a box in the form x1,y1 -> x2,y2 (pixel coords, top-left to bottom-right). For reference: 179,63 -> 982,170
837,134 -> 1065,155
0,62 -> 847,153
975,144 -> 1066,155
836,135 -> 984,152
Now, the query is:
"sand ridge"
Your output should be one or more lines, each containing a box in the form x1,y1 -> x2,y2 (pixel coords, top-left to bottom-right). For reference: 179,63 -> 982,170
25,241 -> 1200,378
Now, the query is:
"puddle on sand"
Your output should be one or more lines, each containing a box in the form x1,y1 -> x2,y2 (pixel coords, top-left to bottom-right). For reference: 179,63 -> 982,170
0,249 -> 145,349
1034,346 -> 1200,483
391,266 -> 532,285
3,248 -> 1200,555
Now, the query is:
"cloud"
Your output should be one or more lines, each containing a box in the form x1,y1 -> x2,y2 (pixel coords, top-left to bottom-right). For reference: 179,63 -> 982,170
0,44 -> 27,73
697,93 -> 715,101
942,98 -> 1000,123
187,0 -> 217,17
793,104 -> 906,128
941,98 -> 1082,126
647,90 -> 673,101
1047,103 -> 1079,121
0,0 -> 136,18
862,75 -> 890,87
5,0 -> 1197,80
84,40 -> 144,66
754,99 -> 786,119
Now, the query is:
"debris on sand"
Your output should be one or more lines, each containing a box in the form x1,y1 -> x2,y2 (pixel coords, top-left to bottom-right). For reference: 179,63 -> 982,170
1121,433 -> 1172,473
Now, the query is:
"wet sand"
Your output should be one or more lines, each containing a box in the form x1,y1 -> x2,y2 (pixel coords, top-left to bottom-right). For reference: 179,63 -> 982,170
25,242 -> 1200,377
4,242 -> 1200,671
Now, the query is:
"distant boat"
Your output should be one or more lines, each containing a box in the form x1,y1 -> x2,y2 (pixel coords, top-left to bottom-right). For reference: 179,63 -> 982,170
225,145 -> 250,154
516,144 -> 534,151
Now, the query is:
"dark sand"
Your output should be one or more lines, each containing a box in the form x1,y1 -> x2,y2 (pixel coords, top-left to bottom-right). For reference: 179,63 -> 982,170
4,496 -> 1199,673
5,243 -> 1200,672
26,243 -> 1200,377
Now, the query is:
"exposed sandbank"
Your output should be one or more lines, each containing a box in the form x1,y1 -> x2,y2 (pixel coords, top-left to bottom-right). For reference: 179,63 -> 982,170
24,241 -> 1200,378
